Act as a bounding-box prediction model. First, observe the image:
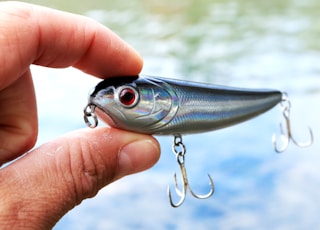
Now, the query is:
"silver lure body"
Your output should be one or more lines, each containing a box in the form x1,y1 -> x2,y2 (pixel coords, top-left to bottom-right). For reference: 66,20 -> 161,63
88,75 -> 282,135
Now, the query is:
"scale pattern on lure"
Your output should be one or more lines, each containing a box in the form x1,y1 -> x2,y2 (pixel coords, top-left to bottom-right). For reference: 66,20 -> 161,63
83,75 -> 313,207
84,75 -> 283,134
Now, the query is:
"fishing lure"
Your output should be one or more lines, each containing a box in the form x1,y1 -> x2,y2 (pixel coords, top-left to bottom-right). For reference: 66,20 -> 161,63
83,75 -> 313,207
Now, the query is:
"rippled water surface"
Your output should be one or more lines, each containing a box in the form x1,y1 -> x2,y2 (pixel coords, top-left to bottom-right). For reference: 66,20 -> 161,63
20,0 -> 320,229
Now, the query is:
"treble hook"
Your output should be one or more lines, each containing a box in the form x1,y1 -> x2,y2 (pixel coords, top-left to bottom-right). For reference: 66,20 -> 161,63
167,135 -> 214,207
272,93 -> 313,153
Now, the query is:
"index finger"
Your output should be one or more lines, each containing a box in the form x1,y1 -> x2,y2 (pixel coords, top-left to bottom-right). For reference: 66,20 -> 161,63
0,2 -> 143,90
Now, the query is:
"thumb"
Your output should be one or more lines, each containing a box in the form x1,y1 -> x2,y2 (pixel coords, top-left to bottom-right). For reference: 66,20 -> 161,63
0,127 -> 160,229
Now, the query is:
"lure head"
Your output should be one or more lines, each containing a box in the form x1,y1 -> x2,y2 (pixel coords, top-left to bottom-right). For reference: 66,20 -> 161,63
87,76 -> 176,134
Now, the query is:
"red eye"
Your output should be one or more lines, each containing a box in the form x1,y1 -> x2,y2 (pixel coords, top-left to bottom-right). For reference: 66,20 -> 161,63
119,87 -> 138,107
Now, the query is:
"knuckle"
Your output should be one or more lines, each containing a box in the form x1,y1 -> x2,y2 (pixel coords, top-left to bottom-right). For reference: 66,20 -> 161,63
62,135 -> 118,203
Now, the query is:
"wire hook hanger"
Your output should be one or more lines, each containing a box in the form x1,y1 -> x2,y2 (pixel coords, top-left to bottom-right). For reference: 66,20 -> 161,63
272,93 -> 313,153
167,135 -> 214,207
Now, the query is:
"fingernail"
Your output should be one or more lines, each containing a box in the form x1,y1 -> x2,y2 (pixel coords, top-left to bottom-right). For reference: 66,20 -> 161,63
118,140 -> 160,178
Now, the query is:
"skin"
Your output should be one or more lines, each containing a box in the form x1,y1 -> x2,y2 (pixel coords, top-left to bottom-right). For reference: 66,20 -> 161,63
0,2 -> 160,229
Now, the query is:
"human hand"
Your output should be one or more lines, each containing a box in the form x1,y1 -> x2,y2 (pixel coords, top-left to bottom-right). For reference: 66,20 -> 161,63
0,2 -> 160,229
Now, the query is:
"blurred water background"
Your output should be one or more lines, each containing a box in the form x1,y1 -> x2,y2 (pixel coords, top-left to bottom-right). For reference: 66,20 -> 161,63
18,0 -> 320,229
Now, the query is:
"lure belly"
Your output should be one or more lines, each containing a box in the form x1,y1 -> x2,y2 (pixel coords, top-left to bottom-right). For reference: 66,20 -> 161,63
85,75 -> 282,135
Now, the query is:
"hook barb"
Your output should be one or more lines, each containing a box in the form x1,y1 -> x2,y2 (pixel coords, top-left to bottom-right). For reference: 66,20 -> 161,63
272,122 -> 290,153
291,126 -> 313,148
167,182 -> 185,208
189,174 -> 215,199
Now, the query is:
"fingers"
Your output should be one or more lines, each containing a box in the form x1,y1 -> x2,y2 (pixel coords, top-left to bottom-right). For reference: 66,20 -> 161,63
0,70 -> 38,165
0,3 -> 151,227
0,2 -> 143,164
0,127 -> 160,229
0,1 -> 143,91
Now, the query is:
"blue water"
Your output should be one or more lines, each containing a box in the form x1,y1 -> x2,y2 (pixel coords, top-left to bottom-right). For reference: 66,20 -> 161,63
24,0 -> 320,229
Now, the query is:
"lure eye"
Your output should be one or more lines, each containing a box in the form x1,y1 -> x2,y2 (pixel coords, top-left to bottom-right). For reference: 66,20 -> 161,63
118,86 -> 139,107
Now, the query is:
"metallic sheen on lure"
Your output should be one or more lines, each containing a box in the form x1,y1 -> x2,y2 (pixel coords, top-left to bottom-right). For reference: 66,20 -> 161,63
83,75 -> 313,208
84,75 -> 282,134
